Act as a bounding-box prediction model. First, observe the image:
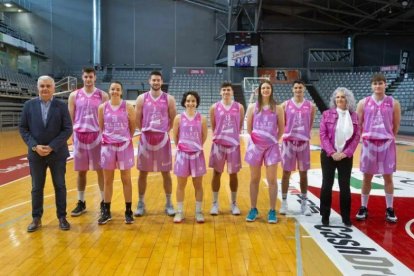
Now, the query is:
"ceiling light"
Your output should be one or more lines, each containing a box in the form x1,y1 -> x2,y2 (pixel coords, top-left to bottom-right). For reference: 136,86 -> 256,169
4,3 -> 13,8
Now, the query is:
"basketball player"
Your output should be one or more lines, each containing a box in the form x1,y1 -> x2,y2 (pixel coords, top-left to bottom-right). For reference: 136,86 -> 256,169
172,91 -> 207,223
97,81 -> 135,225
280,80 -> 316,216
68,67 -> 109,216
356,73 -> 401,223
134,71 -> 176,217
245,80 -> 284,223
209,82 -> 244,215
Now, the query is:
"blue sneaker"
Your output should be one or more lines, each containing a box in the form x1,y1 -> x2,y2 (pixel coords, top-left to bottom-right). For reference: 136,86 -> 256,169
246,208 -> 258,222
268,209 -> 277,224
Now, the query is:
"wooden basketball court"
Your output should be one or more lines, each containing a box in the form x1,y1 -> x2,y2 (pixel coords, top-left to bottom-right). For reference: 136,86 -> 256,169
1,129 -> 413,275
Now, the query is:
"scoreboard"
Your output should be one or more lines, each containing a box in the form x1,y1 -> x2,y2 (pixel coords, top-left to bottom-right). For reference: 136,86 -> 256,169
226,32 -> 259,67
226,32 -> 260,45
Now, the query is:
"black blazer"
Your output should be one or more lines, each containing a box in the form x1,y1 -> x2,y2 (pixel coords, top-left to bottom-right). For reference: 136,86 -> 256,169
19,97 -> 73,160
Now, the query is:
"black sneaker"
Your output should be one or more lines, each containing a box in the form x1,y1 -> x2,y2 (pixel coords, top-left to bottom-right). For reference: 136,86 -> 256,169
125,211 -> 134,224
100,201 -> 104,215
71,200 -> 86,217
355,206 -> 368,221
385,208 -> 398,223
98,209 -> 112,225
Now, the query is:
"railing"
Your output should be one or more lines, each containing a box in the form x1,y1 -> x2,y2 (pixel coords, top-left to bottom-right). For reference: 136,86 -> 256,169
0,11 -> 33,43
54,76 -> 77,99
0,112 -> 20,130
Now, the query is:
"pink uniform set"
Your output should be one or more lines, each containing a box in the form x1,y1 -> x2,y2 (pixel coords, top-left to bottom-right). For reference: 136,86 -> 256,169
73,88 -> 104,171
281,99 -> 312,171
209,101 -> 242,174
245,104 -> 281,166
137,92 -> 172,172
360,95 -> 396,174
101,101 -> 134,170
174,112 -> 206,177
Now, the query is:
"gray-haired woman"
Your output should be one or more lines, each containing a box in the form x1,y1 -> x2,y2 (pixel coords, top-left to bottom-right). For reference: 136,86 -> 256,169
319,87 -> 360,227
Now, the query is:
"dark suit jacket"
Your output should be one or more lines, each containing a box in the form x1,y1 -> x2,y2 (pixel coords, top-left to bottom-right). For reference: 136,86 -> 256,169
19,97 -> 73,160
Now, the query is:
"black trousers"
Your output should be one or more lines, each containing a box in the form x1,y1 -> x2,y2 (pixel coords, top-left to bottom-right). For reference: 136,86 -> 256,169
29,154 -> 67,219
320,150 -> 353,222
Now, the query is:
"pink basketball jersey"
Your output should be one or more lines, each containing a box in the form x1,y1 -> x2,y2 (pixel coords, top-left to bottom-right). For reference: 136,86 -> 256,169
141,91 -> 169,133
73,88 -> 104,132
177,112 -> 203,153
212,101 -> 241,147
282,99 -> 312,141
251,104 -> 279,147
102,101 -> 131,144
362,95 -> 394,140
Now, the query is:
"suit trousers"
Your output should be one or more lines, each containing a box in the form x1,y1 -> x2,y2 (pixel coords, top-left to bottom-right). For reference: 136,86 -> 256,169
29,153 -> 67,219
320,150 -> 353,222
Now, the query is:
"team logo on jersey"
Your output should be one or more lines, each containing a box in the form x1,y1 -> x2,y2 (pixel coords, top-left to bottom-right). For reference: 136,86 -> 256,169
297,169 -> 414,197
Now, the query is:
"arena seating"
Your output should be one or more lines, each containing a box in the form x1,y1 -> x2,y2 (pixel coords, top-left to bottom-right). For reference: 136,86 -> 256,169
391,78 -> 414,127
0,68 -> 37,97
111,69 -> 152,82
313,71 -> 414,127
244,83 -> 322,128
168,73 -> 224,120
0,101 -> 23,130
0,68 -> 36,129
60,69 -> 105,83
0,66 -> 411,130
312,72 -> 373,106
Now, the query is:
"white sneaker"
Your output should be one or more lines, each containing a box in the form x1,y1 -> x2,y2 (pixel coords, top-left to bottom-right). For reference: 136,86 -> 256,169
165,204 -> 176,216
301,200 -> 311,216
280,200 -> 288,215
134,202 -> 145,217
231,203 -> 241,215
210,202 -> 219,215
195,212 -> 205,223
173,212 -> 184,223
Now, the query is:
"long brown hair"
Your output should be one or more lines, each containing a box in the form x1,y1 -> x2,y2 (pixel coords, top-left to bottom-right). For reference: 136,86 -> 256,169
257,80 -> 277,112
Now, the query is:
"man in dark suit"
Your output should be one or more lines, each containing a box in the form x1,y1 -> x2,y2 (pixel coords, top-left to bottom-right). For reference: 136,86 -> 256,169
19,75 -> 73,232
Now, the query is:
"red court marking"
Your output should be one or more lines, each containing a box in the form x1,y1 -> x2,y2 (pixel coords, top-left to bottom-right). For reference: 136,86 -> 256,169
0,148 -> 74,186
309,186 -> 414,270
0,155 -> 30,186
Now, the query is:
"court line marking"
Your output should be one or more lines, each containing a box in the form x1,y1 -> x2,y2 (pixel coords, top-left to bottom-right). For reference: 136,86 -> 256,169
0,171 -> 169,214
0,163 -> 251,189
396,140 -> 414,146
0,184 -> 98,214
0,164 -> 251,215
0,175 -> 30,188
405,219 -> 414,240
287,173 -> 414,275
295,220 -> 303,276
